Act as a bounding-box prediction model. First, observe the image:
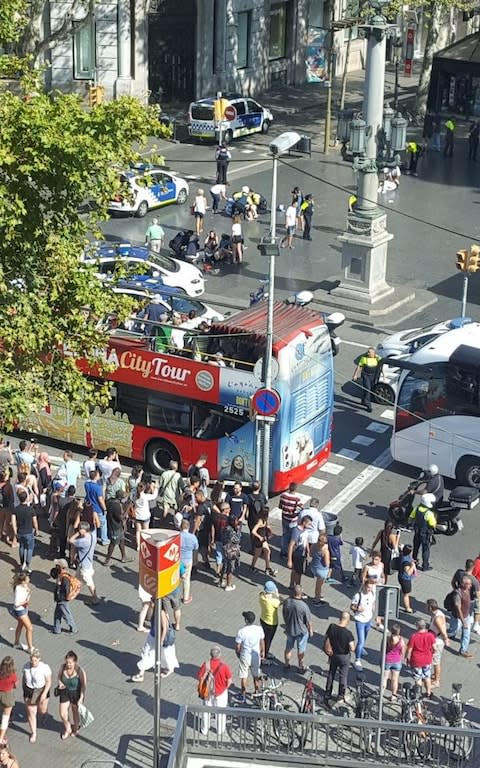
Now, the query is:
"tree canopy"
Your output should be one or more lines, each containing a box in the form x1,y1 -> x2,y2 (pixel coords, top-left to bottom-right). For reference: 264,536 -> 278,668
0,40 -> 168,426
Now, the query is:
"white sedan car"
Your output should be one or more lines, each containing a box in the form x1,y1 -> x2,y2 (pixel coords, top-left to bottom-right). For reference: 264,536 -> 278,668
110,285 -> 223,324
108,165 -> 189,218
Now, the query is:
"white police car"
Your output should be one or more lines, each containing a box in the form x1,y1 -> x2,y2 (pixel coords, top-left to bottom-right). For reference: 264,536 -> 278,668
108,165 -> 189,218
188,93 -> 273,143
87,243 -> 205,297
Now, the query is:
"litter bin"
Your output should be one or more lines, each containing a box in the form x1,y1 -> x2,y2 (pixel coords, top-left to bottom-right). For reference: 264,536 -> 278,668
295,135 -> 312,156
323,511 -> 338,535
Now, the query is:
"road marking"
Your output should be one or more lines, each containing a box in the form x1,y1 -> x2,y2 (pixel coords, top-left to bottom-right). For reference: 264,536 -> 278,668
302,477 -> 329,490
351,435 -> 376,447
229,158 -> 272,177
323,448 -> 393,515
342,339 -> 372,349
336,449 -> 360,461
366,422 -> 390,433
381,409 -> 395,420
320,461 -> 345,475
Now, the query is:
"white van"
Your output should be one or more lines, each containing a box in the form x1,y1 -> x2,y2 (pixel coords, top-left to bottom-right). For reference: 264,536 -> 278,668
188,93 -> 273,143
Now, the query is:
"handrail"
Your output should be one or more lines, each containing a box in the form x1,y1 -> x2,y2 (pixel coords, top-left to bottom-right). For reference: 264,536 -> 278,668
166,704 -> 480,768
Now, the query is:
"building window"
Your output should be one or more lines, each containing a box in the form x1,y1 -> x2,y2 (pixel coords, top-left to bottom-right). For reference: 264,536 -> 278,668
237,11 -> 251,68
73,18 -> 95,80
269,2 -> 288,60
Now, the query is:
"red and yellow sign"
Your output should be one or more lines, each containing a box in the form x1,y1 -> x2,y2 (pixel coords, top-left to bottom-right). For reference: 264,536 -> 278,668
139,530 -> 180,599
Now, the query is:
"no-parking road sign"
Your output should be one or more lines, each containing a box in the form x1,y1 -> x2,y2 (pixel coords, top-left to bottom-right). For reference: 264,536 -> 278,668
252,388 -> 281,417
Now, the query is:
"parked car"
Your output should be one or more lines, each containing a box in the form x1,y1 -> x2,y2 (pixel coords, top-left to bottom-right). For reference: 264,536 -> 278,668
108,165 -> 189,217
109,284 -> 223,324
376,318 -> 473,359
85,243 -> 205,297
188,93 -> 273,143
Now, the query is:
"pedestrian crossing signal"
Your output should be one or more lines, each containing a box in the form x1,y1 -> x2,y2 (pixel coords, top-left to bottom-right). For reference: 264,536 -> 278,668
456,249 -> 469,271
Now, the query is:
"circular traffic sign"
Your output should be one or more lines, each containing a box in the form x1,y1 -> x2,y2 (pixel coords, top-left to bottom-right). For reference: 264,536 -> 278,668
224,104 -> 237,121
252,387 -> 281,417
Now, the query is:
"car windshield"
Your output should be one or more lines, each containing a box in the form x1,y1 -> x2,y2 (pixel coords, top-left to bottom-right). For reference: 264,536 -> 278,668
147,252 -> 180,274
169,296 -> 204,315
399,323 -> 443,343
191,104 -> 214,120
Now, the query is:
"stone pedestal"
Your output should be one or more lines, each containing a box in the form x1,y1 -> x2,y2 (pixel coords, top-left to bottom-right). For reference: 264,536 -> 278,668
332,212 -> 395,304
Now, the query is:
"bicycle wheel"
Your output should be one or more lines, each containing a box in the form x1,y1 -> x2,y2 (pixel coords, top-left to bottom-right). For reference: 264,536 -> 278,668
271,694 -> 300,748
444,721 -> 474,762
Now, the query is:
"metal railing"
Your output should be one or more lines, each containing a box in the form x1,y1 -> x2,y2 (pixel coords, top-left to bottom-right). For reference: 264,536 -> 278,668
167,705 -> 479,768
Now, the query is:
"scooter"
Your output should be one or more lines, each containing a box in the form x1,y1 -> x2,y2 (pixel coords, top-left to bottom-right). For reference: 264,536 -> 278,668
388,476 -> 465,535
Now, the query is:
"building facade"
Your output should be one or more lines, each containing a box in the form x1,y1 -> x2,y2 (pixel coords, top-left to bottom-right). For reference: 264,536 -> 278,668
47,0 -> 357,103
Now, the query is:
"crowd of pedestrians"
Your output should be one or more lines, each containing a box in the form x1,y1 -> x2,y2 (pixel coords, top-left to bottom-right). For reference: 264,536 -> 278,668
0,436 -> 479,755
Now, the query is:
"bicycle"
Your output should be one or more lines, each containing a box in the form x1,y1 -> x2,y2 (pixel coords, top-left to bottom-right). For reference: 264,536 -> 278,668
441,683 -> 475,762
297,670 -> 322,746
248,675 -> 300,749
331,671 -> 379,754
398,682 -> 432,760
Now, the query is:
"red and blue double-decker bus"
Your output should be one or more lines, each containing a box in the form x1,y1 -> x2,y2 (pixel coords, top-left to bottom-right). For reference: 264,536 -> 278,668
24,302 -> 334,492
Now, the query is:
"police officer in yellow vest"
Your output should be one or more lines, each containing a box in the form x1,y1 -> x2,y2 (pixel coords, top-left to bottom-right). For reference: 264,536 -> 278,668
353,347 -> 381,412
409,493 -> 437,571
406,141 -> 421,176
444,117 -> 455,158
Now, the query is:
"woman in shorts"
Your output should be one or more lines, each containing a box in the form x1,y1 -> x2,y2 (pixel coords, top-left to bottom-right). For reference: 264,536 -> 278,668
193,189 -> 207,235
310,533 -> 330,605
56,650 -> 87,738
22,649 -> 52,743
250,511 -> 276,577
383,623 -> 405,698
12,572 -> 33,653
0,657 -> 17,743
397,544 -> 415,613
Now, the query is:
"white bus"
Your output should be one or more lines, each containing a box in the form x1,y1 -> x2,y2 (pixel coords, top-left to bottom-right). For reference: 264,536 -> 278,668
391,322 -> 480,488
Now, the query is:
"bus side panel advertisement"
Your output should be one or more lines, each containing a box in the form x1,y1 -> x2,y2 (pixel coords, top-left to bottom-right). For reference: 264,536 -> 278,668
272,327 -> 333,487
217,423 -> 256,484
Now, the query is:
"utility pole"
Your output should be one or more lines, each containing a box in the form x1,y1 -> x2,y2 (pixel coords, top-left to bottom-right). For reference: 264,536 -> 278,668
323,1 -> 336,154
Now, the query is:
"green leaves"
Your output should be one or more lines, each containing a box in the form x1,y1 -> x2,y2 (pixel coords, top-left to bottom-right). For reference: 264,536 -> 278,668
0,85 -> 169,427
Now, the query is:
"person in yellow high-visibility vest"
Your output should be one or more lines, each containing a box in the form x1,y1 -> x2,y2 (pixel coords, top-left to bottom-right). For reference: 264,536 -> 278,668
444,117 -> 455,158
353,348 -> 381,412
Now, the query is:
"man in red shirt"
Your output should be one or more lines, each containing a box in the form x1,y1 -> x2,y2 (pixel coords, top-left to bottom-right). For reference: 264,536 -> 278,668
406,618 -> 437,697
197,646 -> 232,736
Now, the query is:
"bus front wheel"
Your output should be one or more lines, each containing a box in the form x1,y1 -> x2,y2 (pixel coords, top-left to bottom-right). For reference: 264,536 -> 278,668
456,456 -> 480,489
146,440 -> 180,474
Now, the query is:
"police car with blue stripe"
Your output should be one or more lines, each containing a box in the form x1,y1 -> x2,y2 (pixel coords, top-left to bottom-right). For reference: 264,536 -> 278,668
108,164 -> 189,218
188,94 -> 273,143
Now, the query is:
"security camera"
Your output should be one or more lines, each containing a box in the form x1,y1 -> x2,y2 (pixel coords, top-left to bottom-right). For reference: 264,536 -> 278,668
269,132 -> 302,156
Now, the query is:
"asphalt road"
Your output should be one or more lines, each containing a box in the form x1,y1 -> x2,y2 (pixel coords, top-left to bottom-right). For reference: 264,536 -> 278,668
2,134 -> 480,768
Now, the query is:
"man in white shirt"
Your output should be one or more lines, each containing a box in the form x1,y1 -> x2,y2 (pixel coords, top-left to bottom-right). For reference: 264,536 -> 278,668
234,611 -> 265,702
97,447 -> 121,483
210,183 -> 226,213
300,498 -> 325,541
83,448 -> 98,481
280,204 -> 297,249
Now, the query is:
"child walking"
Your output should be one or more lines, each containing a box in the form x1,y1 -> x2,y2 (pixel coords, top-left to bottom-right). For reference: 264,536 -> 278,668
349,536 -> 367,585
327,523 -> 347,582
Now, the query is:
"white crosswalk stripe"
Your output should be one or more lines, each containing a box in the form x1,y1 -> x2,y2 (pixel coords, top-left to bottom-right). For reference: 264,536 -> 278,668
351,435 -> 376,447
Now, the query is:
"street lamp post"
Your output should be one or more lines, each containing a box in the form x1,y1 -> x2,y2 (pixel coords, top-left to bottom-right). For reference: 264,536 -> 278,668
257,132 -> 301,493
331,1 -> 409,311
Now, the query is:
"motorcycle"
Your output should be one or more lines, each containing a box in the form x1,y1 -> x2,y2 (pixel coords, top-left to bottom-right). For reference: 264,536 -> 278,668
388,474 -> 465,535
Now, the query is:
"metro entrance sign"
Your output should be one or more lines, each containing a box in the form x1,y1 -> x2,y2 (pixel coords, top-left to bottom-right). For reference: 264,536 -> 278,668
252,387 -> 281,417
139,529 -> 180,598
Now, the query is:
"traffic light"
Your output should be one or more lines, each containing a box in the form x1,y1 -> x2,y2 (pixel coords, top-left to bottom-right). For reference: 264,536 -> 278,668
467,245 -> 480,273
456,249 -> 468,271
88,85 -> 105,108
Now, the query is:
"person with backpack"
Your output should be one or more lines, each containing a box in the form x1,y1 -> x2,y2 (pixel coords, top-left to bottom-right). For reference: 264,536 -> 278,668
197,645 -> 232,736
69,522 -> 100,606
446,576 -> 475,658
187,455 -> 210,495
287,514 -> 313,590
52,559 -> 78,634
247,480 -> 268,553
157,460 -> 184,523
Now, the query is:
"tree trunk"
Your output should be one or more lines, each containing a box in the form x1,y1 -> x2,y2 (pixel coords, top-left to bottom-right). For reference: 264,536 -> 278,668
415,2 -> 442,114
339,26 -> 353,111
